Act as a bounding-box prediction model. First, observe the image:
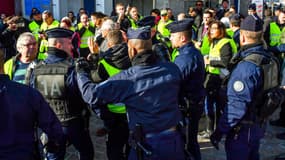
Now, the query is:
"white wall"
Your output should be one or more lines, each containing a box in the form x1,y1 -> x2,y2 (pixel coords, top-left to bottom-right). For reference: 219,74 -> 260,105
96,0 -> 113,15
53,0 -> 83,21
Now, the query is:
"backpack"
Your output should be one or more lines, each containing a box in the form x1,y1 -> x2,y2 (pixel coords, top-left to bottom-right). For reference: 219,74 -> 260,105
243,53 -> 284,121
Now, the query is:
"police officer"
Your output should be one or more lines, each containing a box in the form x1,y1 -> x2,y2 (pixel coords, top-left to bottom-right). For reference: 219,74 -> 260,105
210,15 -> 279,160
167,19 -> 206,160
137,16 -> 170,62
88,29 -> 131,159
0,48 -> 65,159
76,26 -> 185,160
31,28 -> 94,160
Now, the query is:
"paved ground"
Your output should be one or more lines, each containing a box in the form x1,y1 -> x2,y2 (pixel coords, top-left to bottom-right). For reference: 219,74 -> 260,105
65,113 -> 285,160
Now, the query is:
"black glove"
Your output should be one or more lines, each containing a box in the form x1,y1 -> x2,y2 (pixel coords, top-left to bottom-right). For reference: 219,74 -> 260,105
76,57 -> 90,73
45,140 -> 62,153
210,130 -> 222,150
87,54 -> 99,70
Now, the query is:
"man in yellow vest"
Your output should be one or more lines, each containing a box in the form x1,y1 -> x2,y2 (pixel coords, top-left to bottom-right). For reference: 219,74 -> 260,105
28,9 -> 42,42
76,13 -> 95,58
157,9 -> 173,39
4,32 -> 38,84
38,10 -> 59,60
264,8 -> 285,48
87,29 -> 131,160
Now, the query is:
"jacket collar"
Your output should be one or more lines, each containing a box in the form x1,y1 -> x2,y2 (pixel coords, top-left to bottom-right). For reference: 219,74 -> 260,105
47,47 -> 69,59
131,50 -> 157,66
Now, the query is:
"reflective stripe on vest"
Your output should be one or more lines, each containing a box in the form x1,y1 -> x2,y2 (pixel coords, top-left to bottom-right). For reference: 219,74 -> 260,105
209,38 -> 237,74
100,59 -> 126,114
78,23 -> 95,48
269,22 -> 285,46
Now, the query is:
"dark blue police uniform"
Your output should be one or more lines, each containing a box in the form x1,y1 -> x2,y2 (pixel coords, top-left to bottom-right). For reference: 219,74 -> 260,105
137,16 -> 171,62
0,74 -> 65,160
76,26 -> 185,160
31,28 -> 94,160
210,15 -> 271,160
167,19 -> 206,160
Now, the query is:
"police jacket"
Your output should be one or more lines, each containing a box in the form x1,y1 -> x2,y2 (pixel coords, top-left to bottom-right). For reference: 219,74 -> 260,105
174,42 -> 206,103
32,47 -> 90,124
217,43 -> 269,137
77,50 -> 183,133
91,43 -> 131,83
0,74 -> 64,159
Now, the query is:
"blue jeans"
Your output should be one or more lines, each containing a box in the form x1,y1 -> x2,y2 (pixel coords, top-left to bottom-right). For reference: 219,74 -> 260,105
46,118 -> 94,160
128,130 -> 185,160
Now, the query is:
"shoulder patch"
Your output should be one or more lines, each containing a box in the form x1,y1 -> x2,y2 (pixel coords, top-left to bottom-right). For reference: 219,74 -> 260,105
233,81 -> 244,92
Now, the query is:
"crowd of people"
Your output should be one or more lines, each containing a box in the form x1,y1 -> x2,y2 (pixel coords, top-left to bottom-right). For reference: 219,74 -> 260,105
1,0 -> 285,160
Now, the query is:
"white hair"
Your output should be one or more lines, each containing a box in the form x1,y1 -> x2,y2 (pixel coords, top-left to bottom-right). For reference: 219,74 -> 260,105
16,32 -> 36,48
101,19 -> 120,31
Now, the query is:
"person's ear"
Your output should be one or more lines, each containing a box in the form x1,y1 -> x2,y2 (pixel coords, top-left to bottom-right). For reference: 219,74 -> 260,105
239,32 -> 245,45
55,41 -> 62,49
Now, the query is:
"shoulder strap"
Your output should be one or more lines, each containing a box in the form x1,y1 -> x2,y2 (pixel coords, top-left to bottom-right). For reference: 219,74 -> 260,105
242,53 -> 264,66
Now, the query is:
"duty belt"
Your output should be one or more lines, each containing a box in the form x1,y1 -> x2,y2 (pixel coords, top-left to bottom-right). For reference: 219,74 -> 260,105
145,126 -> 177,138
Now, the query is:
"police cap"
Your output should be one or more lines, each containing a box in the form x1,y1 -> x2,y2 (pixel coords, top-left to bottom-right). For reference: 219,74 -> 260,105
127,26 -> 151,40
46,28 -> 74,38
166,19 -> 193,33
31,9 -> 41,16
240,15 -> 263,32
248,3 -> 256,11
137,16 -> 156,28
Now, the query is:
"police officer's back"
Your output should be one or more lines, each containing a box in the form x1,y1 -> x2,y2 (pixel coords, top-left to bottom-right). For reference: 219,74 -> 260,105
167,19 -> 205,160
31,28 -> 94,160
0,47 -> 65,159
210,15 -> 279,160
76,26 -> 185,160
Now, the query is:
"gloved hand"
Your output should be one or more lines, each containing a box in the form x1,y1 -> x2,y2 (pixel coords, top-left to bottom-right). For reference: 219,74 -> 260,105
87,54 -> 99,70
75,57 -> 90,73
210,130 -> 222,150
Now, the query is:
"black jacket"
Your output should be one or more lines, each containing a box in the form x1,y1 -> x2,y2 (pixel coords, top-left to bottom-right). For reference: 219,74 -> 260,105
90,43 -> 131,82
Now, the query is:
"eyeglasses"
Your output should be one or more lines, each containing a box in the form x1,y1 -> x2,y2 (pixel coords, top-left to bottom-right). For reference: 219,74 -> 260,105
22,42 -> 37,47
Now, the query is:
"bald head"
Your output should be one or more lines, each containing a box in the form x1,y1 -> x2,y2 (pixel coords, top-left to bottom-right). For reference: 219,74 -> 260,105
127,39 -> 152,59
